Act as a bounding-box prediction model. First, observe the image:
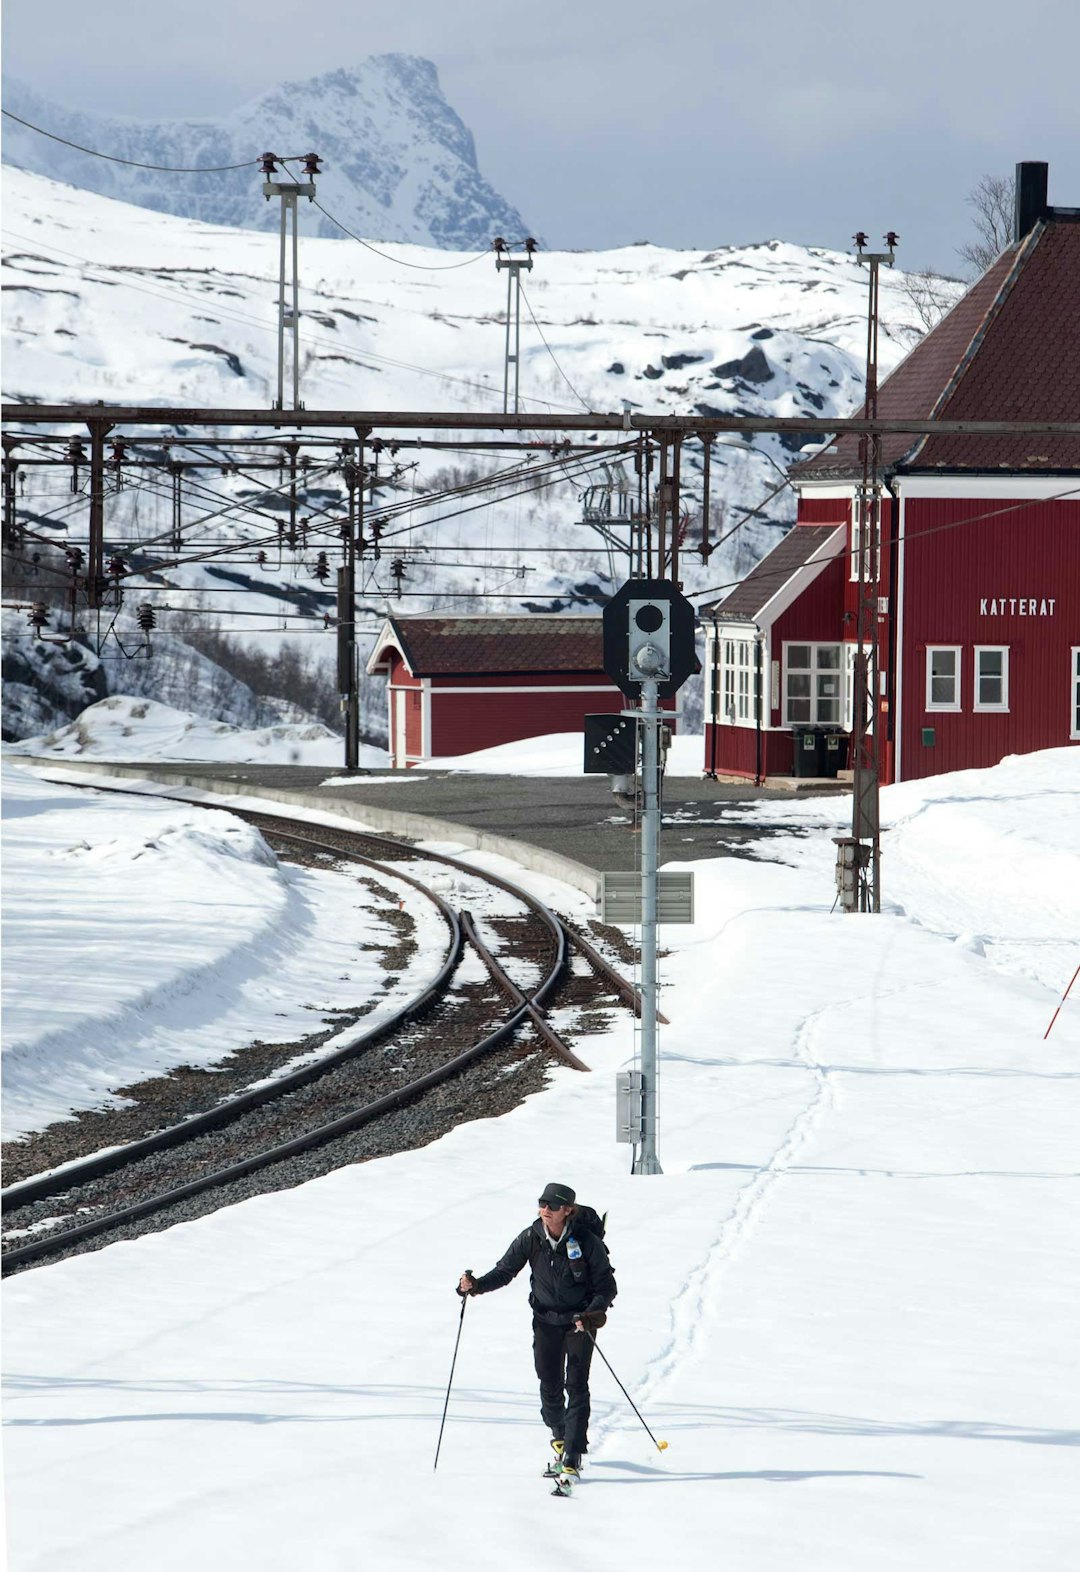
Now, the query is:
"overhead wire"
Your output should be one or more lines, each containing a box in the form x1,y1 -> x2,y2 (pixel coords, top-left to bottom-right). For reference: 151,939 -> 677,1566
2,226 -> 586,415
0,109 -> 306,173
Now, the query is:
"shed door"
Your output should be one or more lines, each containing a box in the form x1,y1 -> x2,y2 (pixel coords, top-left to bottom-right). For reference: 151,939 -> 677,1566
394,690 -> 407,767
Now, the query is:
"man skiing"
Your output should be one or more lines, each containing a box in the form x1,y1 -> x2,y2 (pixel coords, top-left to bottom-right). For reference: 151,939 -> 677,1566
458,1181 -> 616,1487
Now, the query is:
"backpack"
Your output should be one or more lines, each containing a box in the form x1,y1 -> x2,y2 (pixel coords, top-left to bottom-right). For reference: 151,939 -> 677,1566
529,1205 -> 609,1282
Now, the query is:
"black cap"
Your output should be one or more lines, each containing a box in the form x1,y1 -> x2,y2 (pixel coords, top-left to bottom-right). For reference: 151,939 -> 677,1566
538,1182 -> 576,1208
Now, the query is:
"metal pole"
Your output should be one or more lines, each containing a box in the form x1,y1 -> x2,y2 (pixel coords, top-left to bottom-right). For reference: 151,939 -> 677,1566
634,676 -> 663,1175
503,266 -> 513,414
513,267 -> 523,414
290,192 -> 300,411
276,194 -> 287,410
86,419 -> 108,610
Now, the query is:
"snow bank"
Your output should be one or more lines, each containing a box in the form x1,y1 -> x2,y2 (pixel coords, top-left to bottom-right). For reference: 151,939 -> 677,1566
415,728 -> 706,776
6,694 -> 388,768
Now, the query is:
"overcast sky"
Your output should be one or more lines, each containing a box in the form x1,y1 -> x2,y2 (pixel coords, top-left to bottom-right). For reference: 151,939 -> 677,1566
4,0 -> 1078,271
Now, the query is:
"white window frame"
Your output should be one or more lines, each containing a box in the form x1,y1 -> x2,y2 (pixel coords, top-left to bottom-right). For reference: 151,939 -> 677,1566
973,646 -> 1009,713
717,635 -> 757,727
1071,647 -> 1080,741
850,497 -> 881,583
925,646 -> 962,712
783,642 -> 843,727
736,641 -> 752,721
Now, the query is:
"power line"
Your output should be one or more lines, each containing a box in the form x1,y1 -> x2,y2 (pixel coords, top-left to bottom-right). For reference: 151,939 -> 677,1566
519,284 -> 594,413
689,485 -> 1080,604
0,109 -> 300,173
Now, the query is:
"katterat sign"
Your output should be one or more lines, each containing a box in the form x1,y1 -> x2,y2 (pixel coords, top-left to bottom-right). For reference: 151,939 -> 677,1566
979,597 -> 1057,616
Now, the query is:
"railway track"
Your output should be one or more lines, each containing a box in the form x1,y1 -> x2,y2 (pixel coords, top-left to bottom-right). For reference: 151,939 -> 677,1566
2,801 -> 649,1276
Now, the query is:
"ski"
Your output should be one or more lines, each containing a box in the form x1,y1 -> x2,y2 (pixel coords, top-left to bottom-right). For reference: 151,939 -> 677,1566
551,1477 -> 573,1498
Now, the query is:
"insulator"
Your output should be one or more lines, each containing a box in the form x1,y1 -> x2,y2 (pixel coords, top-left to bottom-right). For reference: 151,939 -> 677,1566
853,231 -> 869,250
66,437 -> 86,465
391,556 -> 407,578
66,546 -> 85,572
28,602 -> 48,631
524,237 -> 537,254
256,549 -> 268,568
107,555 -> 127,579
885,231 -> 900,249
492,236 -> 506,253
260,151 -> 279,176
314,552 -> 330,582
137,603 -> 156,632
301,152 -> 322,178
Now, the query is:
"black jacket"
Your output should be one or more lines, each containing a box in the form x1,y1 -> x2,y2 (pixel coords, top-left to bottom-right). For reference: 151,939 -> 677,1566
471,1217 -> 617,1327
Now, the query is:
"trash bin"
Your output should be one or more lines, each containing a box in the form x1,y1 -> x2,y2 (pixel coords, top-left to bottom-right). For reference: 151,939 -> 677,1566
791,725 -> 822,777
820,729 -> 848,779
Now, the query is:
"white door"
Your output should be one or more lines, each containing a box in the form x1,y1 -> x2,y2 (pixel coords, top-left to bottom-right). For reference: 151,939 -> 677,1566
394,689 -> 407,767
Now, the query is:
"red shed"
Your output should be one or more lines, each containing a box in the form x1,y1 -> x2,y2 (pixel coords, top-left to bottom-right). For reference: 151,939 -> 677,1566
704,161 -> 1080,785
366,614 -> 627,767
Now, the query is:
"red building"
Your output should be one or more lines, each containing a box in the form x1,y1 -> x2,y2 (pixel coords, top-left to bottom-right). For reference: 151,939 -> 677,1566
367,614 -> 627,766
704,161 -> 1080,784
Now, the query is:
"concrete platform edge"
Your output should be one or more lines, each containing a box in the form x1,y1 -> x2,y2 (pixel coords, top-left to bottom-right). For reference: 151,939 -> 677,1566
20,758 -> 604,903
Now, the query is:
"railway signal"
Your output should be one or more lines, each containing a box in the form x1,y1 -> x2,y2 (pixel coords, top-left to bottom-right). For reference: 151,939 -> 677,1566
601,578 -> 698,1176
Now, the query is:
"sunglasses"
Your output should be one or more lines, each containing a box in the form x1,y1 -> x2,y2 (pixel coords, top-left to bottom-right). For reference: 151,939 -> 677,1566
538,1200 -> 569,1210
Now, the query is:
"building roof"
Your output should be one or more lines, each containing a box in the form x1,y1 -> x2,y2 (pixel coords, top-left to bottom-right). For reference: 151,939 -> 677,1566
794,210 -> 1080,481
367,614 -> 606,676
701,523 -> 841,622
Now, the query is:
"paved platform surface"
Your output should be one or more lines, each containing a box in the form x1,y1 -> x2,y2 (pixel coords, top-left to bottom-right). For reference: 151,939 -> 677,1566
137,764 -> 830,872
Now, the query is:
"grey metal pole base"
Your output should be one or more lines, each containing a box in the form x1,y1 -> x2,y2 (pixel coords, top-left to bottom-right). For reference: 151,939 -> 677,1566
632,1149 -> 664,1175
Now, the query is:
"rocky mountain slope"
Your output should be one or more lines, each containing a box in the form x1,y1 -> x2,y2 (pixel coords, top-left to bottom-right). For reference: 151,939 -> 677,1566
2,55 -> 530,250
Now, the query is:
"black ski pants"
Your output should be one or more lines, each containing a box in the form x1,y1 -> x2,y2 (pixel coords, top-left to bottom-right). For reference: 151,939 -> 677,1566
532,1317 -> 595,1459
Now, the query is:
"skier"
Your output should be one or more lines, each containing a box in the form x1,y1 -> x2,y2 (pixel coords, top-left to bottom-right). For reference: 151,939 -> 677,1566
458,1181 -> 616,1485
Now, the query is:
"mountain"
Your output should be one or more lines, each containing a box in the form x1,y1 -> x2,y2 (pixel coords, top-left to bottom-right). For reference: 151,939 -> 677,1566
1,55 -> 531,250
1,165 -> 962,743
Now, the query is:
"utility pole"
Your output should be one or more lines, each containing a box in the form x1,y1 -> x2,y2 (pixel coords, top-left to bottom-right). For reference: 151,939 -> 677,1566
493,237 -> 536,414
602,581 -> 697,1176
337,430 -> 368,769
261,152 -> 321,411
841,230 -> 897,913
636,666 -> 663,1173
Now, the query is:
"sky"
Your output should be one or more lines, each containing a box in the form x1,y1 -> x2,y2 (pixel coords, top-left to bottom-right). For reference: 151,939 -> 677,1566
3,0 -> 1079,271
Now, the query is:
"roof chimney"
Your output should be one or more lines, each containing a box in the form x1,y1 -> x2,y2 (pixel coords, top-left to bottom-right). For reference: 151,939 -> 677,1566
1014,161 -> 1049,241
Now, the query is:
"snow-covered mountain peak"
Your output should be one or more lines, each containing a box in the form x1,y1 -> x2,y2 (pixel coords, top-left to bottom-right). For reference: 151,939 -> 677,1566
1,55 -> 530,250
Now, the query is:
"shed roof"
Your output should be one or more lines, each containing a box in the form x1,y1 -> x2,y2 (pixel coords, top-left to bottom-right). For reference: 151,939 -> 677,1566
794,212 -> 1080,481
368,614 -> 606,676
701,523 -> 840,622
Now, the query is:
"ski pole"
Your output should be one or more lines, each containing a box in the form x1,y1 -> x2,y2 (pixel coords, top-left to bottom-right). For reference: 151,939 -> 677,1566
584,1328 -> 668,1454
434,1279 -> 470,1472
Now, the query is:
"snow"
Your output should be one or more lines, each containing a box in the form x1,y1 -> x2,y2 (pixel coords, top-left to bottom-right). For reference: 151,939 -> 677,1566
3,745 -> 1078,1569
415,728 -> 707,776
6,694 -> 388,768
0,762 -> 441,1139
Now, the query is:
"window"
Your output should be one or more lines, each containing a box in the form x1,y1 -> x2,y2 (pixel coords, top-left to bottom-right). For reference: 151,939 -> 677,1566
722,639 -> 736,721
843,644 -> 876,732
784,643 -> 842,725
717,636 -> 759,725
1072,648 -> 1080,740
974,647 -> 1009,712
926,646 -> 961,712
850,497 -> 881,583
737,641 -> 751,721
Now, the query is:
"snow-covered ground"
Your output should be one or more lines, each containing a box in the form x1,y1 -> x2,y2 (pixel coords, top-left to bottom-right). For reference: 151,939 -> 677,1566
5,694 -> 387,769
0,762 -> 438,1139
415,727 -> 706,777
3,747 -> 1078,1571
